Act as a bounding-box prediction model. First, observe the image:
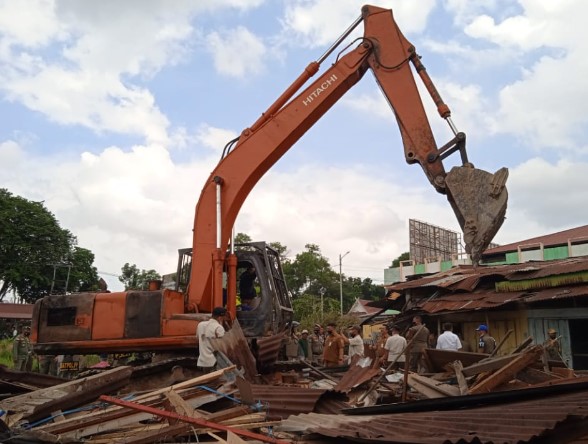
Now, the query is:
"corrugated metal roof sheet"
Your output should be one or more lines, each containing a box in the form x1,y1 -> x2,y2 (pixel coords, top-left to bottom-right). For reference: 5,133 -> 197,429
418,291 -> 527,313
333,362 -> 380,393
523,285 -> 588,303
250,385 -> 327,419
280,386 -> 588,443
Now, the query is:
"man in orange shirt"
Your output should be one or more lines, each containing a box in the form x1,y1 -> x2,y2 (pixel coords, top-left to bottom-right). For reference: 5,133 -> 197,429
323,323 -> 344,367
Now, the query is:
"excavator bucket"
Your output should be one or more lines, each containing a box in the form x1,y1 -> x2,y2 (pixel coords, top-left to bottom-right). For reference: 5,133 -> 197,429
445,165 -> 509,265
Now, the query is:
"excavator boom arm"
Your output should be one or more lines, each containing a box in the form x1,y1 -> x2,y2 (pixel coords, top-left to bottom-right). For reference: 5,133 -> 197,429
188,5 -> 508,312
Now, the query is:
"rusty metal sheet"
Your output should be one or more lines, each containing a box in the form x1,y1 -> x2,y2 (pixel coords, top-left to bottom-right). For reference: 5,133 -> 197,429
333,363 -> 380,394
417,290 -> 527,314
280,385 -> 588,443
523,285 -> 588,303
209,320 -> 257,380
256,332 -> 285,367
249,384 -> 327,419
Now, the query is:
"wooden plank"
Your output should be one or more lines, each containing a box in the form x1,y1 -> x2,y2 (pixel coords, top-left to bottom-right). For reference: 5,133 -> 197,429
164,389 -> 199,418
38,367 -> 233,435
408,374 -> 460,397
448,361 -> 468,396
469,346 -> 543,394
461,354 -> 520,377
100,395 -> 290,444
0,366 -> 133,422
406,375 -> 445,399
424,349 -> 488,372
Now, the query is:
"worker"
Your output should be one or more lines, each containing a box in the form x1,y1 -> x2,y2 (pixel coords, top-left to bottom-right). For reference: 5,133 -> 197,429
196,307 -> 227,372
370,325 -> 389,367
346,325 -> 364,364
309,324 -> 324,365
323,323 -> 344,367
12,325 -> 33,371
239,266 -> 257,300
406,315 -> 429,373
298,330 -> 311,360
436,322 -> 462,351
383,324 -> 407,370
476,324 -> 496,354
544,328 -> 562,361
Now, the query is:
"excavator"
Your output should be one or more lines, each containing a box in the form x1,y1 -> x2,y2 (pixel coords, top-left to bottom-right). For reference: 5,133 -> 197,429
31,5 -> 508,359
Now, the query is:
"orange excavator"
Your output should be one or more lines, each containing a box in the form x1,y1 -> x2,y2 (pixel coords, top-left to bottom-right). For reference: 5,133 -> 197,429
32,5 -> 507,357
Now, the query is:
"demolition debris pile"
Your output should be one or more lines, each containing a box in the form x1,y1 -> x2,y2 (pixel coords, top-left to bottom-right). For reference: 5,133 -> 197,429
0,330 -> 587,443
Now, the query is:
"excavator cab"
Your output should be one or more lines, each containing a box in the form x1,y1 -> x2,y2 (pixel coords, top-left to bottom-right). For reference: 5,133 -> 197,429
176,242 -> 293,337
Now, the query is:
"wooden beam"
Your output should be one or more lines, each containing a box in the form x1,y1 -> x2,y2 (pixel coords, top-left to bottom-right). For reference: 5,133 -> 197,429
461,354 -> 520,377
406,373 -> 461,398
100,395 -> 289,444
447,361 -> 468,396
469,346 -> 542,394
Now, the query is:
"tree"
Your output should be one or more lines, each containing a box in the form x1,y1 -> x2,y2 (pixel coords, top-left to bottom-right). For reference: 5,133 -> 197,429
68,247 -> 100,292
119,263 -> 161,290
391,251 -> 410,267
234,232 -> 252,245
283,244 -> 339,299
269,241 -> 289,262
0,189 -> 99,302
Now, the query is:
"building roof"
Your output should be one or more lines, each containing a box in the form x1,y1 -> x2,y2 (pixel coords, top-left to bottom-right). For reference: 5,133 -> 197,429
483,224 -> 588,255
347,298 -> 382,316
0,303 -> 33,319
381,257 -> 588,315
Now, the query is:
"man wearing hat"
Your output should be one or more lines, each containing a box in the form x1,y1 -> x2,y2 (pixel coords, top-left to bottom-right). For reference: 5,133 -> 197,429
196,307 -> 227,372
298,329 -> 311,359
476,324 -> 496,354
544,328 -> 562,361
309,324 -> 324,365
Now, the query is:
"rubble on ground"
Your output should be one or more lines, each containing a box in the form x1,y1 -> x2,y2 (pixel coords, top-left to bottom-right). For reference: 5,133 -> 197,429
0,333 -> 586,443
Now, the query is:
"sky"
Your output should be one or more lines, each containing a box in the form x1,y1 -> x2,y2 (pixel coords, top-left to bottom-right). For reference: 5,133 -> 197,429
1,0 -> 587,293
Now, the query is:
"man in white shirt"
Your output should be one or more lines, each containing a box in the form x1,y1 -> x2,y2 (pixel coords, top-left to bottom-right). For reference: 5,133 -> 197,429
436,322 -> 462,351
196,307 -> 227,372
384,325 -> 407,370
347,325 -> 364,364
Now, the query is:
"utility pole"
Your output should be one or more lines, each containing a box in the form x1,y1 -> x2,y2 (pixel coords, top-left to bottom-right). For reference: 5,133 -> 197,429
339,251 -> 350,316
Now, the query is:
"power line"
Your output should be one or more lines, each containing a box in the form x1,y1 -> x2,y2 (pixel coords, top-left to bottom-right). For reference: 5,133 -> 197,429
98,271 -> 120,277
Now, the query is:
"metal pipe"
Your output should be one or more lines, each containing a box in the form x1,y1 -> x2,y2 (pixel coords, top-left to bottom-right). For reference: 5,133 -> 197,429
317,14 -> 363,64
214,176 -> 223,249
446,116 -> 459,135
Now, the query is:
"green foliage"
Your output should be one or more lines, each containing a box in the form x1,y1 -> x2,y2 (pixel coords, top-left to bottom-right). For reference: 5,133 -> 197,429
283,244 -> 339,298
234,232 -> 252,245
391,251 -> 410,268
268,241 -> 289,262
0,339 -> 13,367
119,263 -> 161,290
0,189 -> 100,302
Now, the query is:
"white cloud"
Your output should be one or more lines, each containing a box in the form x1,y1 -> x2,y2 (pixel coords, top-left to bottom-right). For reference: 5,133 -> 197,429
206,26 -> 267,78
0,0 -> 65,48
280,0 -> 436,48
0,0 -> 267,145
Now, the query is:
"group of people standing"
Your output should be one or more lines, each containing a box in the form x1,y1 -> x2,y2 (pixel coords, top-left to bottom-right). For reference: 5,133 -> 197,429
291,322 -> 366,367
372,316 -> 502,373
